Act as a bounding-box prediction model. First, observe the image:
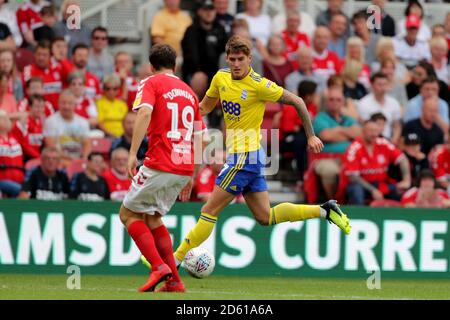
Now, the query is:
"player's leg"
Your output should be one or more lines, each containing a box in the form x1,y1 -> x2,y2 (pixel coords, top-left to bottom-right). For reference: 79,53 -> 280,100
119,205 -> 172,291
243,190 -> 323,225
173,185 -> 235,264
243,176 -> 351,234
144,213 -> 185,292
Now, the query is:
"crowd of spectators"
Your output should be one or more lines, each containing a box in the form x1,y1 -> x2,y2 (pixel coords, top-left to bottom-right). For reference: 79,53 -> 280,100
0,0 -> 449,208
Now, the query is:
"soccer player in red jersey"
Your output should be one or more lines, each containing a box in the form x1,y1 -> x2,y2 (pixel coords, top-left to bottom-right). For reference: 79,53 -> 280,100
119,44 -> 205,293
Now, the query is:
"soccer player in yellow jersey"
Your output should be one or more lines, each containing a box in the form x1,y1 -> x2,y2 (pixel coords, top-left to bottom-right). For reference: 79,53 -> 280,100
143,35 -> 351,273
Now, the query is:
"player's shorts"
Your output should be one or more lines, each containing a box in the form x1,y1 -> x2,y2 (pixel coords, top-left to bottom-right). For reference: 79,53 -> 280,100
216,148 -> 267,195
123,165 -> 190,215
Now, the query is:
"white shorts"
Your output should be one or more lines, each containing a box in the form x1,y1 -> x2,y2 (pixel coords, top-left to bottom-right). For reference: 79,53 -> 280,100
123,166 -> 190,215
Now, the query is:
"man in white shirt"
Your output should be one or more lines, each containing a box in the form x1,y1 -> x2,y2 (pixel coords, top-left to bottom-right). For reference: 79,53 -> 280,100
393,15 -> 431,70
358,72 -> 402,144
271,0 -> 316,37
43,90 -> 91,167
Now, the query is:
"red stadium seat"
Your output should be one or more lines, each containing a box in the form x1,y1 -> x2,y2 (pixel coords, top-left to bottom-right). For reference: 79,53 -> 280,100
15,48 -> 35,72
369,199 -> 402,207
25,158 -> 41,171
90,137 -> 112,159
66,159 -> 87,179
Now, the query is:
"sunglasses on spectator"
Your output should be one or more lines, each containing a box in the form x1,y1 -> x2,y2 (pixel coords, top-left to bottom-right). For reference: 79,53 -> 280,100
104,86 -> 119,91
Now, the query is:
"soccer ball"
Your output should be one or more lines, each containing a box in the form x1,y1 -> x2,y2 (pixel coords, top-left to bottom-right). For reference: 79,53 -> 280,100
183,247 -> 215,279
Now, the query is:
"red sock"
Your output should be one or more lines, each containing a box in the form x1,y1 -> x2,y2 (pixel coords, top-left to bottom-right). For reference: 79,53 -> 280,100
151,225 -> 181,282
127,221 -> 164,271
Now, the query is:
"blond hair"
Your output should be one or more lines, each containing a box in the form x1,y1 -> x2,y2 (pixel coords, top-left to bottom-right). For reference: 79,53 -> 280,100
346,37 -> 365,64
430,36 -> 448,51
375,37 -> 394,60
226,35 -> 253,56
342,59 -> 363,82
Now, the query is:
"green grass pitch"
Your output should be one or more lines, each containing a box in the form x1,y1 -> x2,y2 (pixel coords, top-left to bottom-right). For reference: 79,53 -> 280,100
1,274 -> 449,300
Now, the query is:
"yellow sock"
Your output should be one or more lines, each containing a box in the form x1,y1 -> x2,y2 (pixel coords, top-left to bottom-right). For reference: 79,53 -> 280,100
174,213 -> 218,262
269,203 -> 321,225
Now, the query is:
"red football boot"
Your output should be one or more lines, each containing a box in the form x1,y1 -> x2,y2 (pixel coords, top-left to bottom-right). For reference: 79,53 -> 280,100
138,264 -> 172,292
155,280 -> 186,293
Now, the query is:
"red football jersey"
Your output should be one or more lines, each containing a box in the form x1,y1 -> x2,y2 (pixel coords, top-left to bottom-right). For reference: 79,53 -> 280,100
312,50 -> 342,80
0,134 -> 24,183
282,30 -> 310,69
11,116 -> 43,159
401,187 -> 449,207
429,145 -> 450,181
59,60 -> 101,100
22,63 -> 63,108
344,137 -> 403,184
117,74 -> 138,109
102,169 -> 131,201
18,98 -> 54,118
74,97 -> 97,119
133,73 -> 206,176
16,1 -> 48,35
192,166 -> 244,203
193,166 -> 216,201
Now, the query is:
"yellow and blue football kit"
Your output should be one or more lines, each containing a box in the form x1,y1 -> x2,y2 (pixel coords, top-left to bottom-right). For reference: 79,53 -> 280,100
206,68 -> 283,195
145,68 -> 351,268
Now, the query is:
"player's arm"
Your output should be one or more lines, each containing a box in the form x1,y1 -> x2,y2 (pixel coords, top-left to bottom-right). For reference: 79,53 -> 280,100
277,89 -> 323,153
200,95 -> 219,116
128,107 -> 152,179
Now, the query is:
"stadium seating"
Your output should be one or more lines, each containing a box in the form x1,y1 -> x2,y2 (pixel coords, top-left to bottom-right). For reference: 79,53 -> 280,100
90,137 -> 113,160
66,159 -> 87,179
24,158 -> 41,171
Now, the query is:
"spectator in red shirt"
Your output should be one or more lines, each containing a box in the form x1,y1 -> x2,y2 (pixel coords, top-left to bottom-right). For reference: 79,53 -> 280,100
51,37 -> 69,66
115,51 -> 138,109
282,10 -> 310,69
0,109 -> 24,198
22,41 -> 63,108
344,118 -> 411,205
70,44 -> 101,100
401,169 -> 450,208
68,71 -> 98,129
16,0 -> 49,47
311,26 -> 342,85
102,147 -> 130,201
429,133 -> 450,192
11,94 -> 45,160
18,77 -> 54,117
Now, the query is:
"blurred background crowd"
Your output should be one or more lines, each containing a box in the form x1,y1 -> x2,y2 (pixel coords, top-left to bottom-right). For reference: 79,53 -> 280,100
0,0 -> 449,208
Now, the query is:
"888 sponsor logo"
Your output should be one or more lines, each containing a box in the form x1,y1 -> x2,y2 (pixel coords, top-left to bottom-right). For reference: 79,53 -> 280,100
222,100 -> 241,116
